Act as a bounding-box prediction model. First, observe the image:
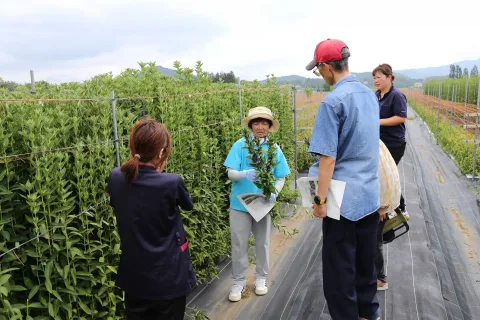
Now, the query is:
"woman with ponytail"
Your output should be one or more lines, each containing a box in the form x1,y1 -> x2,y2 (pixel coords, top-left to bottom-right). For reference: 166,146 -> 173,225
107,118 -> 195,320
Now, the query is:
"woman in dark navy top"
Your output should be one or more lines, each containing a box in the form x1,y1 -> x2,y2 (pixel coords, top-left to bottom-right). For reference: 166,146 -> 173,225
108,118 -> 195,320
373,64 -> 408,216
373,63 -> 408,293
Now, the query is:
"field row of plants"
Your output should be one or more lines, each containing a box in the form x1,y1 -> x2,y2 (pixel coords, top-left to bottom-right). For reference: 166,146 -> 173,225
293,90 -> 323,172
406,98 -> 478,177
423,76 -> 480,106
0,62 -> 300,319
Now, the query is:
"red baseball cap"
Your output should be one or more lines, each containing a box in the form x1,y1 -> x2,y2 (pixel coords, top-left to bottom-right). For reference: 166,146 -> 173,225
305,39 -> 349,71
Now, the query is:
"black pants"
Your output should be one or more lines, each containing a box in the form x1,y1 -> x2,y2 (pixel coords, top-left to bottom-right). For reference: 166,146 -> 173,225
376,141 -> 406,282
323,212 -> 380,320
376,219 -> 387,282
125,295 -> 186,320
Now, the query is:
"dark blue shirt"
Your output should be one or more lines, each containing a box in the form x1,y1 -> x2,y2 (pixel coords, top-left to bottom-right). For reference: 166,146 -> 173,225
107,165 -> 196,300
376,85 -> 408,149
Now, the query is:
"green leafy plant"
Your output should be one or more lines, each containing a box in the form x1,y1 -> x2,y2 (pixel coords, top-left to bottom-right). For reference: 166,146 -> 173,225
423,76 -> 479,105
240,129 -> 299,237
270,203 -> 299,238
185,307 -> 210,320
241,128 -> 279,200
407,98 -> 478,176
0,61 -> 296,319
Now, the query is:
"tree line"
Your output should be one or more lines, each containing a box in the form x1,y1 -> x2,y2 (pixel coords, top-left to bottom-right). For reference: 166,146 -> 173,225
449,64 -> 478,79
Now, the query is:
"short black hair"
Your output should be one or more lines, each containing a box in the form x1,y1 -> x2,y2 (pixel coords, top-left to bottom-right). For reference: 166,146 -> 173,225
325,47 -> 350,72
248,117 -> 272,129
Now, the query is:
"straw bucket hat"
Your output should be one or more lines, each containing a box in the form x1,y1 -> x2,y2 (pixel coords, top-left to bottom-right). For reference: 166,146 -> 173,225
241,106 -> 280,133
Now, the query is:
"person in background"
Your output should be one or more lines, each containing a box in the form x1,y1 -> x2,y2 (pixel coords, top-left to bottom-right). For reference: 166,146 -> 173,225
373,63 -> 408,293
376,139 -> 402,292
224,106 -> 291,302
108,118 -> 195,320
306,39 -> 381,320
373,63 -> 409,221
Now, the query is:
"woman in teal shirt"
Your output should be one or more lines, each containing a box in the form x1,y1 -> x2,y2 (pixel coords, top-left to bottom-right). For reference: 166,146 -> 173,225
223,106 -> 290,302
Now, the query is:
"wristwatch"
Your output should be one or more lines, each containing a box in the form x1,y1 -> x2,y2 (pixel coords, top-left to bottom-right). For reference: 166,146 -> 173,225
314,195 -> 327,205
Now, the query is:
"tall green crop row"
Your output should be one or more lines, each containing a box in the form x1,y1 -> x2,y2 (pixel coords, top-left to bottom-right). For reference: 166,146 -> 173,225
424,76 -> 480,105
0,99 -> 122,320
0,62 -> 294,319
407,98 -> 478,176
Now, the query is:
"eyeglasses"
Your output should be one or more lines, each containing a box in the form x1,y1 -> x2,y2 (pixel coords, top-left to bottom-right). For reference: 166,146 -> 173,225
312,62 -> 324,77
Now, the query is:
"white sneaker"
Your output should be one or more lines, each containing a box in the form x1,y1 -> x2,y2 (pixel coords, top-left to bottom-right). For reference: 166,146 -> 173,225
377,280 -> 388,291
255,278 -> 268,296
402,209 -> 410,221
229,285 -> 245,302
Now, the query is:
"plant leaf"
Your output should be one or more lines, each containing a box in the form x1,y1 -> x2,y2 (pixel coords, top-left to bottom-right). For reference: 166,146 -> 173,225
28,285 -> 40,300
78,300 -> 92,315
0,274 -> 11,286
0,286 -> 8,296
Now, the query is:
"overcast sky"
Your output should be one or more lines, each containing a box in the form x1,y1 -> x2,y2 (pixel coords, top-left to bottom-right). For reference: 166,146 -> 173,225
1,0 -> 478,84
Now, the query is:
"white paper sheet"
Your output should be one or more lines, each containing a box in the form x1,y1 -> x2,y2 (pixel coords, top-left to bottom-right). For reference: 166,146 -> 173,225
296,176 -> 346,220
236,193 -> 275,222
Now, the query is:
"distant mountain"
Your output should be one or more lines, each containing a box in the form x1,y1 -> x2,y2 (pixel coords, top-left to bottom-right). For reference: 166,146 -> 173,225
154,66 -> 325,87
356,72 -> 422,88
271,59 -> 480,88
156,59 -> 480,89
273,75 -> 311,83
395,59 -> 480,79
155,64 -> 418,89
268,75 -> 326,87
425,75 -> 449,82
267,72 -> 421,89
156,66 -> 178,77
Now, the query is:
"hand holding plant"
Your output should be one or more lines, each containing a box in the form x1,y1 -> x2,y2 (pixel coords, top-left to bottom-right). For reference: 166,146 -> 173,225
265,192 -> 278,203
242,128 -> 279,200
242,169 -> 258,182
